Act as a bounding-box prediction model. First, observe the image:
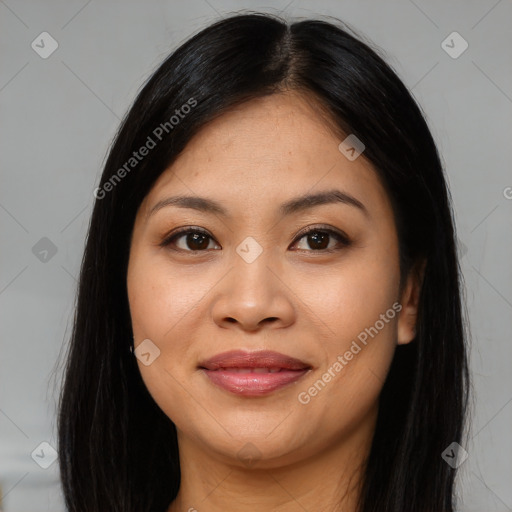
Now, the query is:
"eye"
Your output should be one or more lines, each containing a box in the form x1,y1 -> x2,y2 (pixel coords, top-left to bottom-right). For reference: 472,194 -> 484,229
291,226 -> 351,252
159,225 -> 351,253
160,227 -> 220,252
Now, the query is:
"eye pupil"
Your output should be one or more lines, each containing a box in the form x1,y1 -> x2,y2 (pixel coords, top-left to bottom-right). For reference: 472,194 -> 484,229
187,232 -> 209,250
308,232 -> 329,250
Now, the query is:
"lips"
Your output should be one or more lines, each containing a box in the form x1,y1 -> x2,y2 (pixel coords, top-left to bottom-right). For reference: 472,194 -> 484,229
198,350 -> 311,396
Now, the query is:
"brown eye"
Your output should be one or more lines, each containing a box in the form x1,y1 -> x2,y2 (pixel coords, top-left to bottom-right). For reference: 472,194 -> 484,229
180,232 -> 212,250
292,227 -> 351,252
303,231 -> 330,250
160,228 -> 219,252
160,226 -> 351,254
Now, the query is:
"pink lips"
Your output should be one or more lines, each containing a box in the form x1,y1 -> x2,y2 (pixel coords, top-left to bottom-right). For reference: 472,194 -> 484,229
198,350 -> 311,396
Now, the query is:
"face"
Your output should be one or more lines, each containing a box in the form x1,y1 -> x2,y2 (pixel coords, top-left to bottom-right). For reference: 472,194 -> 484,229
127,91 -> 420,469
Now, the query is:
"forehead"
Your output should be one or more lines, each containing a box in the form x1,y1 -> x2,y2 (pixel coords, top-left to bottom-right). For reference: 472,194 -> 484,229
141,91 -> 392,221
173,91 -> 345,169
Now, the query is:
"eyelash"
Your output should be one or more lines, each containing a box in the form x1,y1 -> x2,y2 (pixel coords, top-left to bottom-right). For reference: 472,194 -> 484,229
159,225 -> 352,254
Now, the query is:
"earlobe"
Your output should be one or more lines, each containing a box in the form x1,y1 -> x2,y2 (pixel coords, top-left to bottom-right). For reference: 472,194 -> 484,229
397,259 -> 426,345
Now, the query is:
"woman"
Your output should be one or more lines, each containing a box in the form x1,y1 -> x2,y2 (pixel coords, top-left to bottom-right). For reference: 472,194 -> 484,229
57,12 -> 470,512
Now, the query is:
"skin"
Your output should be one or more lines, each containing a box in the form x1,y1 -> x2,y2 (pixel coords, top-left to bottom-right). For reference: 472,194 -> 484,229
126,90 -> 424,512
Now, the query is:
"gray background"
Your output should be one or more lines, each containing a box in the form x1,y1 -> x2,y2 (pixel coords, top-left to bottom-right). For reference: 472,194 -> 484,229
1,0 -> 511,510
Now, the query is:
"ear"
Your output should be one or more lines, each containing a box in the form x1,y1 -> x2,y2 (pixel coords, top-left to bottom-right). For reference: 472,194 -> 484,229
397,259 -> 426,345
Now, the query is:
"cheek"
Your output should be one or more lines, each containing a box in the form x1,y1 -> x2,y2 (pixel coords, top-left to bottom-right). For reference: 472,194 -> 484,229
293,246 -> 400,416
127,253 -> 206,344
295,242 -> 401,342
126,253 -> 207,427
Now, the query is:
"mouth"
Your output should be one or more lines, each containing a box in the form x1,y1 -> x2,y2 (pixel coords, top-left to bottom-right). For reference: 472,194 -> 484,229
198,350 -> 312,396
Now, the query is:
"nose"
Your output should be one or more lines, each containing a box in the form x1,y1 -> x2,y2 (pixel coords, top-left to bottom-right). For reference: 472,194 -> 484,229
211,253 -> 296,332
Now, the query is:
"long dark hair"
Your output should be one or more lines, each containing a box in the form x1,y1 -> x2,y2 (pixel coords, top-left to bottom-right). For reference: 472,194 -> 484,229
57,11 -> 470,512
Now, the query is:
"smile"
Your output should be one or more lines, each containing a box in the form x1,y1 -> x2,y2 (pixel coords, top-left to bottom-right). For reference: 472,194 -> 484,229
198,350 -> 312,396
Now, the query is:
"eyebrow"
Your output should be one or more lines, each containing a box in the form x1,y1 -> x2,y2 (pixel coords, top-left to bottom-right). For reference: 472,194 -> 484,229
147,189 -> 369,220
